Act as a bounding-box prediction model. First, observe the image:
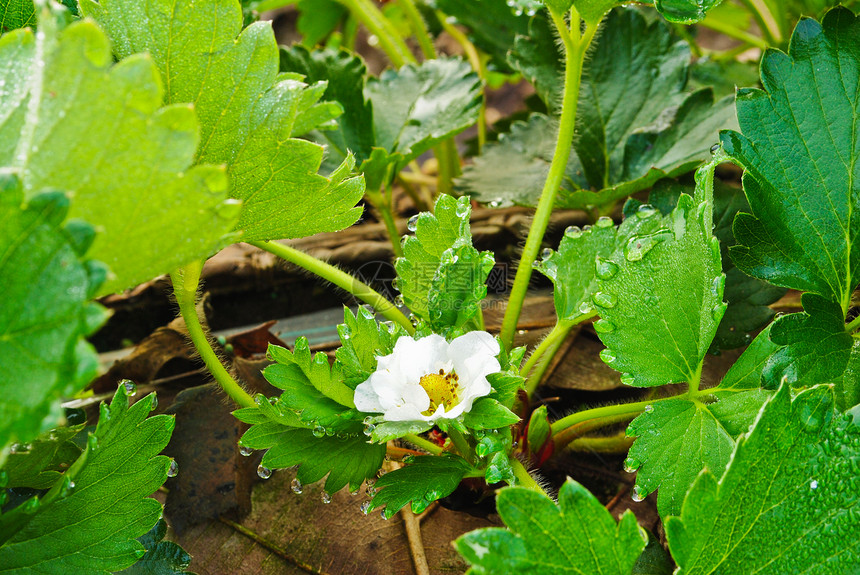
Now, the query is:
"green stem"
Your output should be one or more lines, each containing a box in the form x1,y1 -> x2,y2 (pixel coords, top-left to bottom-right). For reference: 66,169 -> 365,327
698,17 -> 769,50
337,0 -> 415,67
248,240 -> 414,334
565,432 -> 634,453
403,433 -> 443,455
367,187 -> 404,258
510,458 -> 545,494
433,139 -> 460,197
171,262 -> 256,409
499,8 -> 600,349
736,0 -> 780,46
446,426 -> 473,463
846,314 -> 860,334
521,319 -> 576,394
550,398 -> 654,447
397,0 -> 436,59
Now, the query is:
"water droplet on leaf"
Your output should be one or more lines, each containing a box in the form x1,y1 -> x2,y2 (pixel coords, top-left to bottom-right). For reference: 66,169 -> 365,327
167,459 -> 179,478
710,143 -> 721,155
592,292 -> 617,309
620,373 -> 635,386
313,426 -> 326,438
624,230 -> 672,262
121,379 -> 136,396
239,445 -> 253,457
623,457 -> 640,473
541,247 -> 553,260
360,501 -> 371,514
636,204 -> 657,218
599,348 -> 616,364
595,258 -> 619,280
257,465 -> 272,479
595,216 -> 613,228
291,478 -> 303,493
565,225 -> 582,238
631,485 -> 646,502
593,319 -> 616,333
321,492 -> 332,504
407,215 -> 419,232
579,301 -> 594,315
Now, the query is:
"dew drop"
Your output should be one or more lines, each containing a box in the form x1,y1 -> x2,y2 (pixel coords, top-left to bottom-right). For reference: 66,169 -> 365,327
593,319 -> 616,334
592,291 -> 617,309
712,304 -> 726,322
360,501 -> 371,514
455,201 -> 469,218
631,485 -> 646,502
239,445 -> 253,457
394,294 -> 405,307
60,477 -> 75,497
595,216 -> 613,228
810,479 -> 819,490
291,478 -> 303,494
216,199 -> 243,220
363,424 -> 375,437
150,395 -> 158,410
541,247 -> 553,260
167,459 -> 179,478
599,348 -> 616,364
709,143 -> 721,155
565,225 -> 582,239
636,204 -> 657,219
363,416 -> 375,426
380,509 -> 389,520
620,373 -> 635,386
644,404 -> 654,413
121,379 -> 137,396
624,230 -> 672,262
623,457 -> 640,473
407,214 -> 419,232
595,258 -> 619,280
9,443 -> 31,454
578,301 -> 594,315
321,492 -> 332,504
87,434 -> 100,451
257,465 -> 272,479
313,426 -> 326,438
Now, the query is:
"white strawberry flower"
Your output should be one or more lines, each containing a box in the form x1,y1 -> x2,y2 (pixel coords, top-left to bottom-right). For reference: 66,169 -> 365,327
354,331 -> 501,422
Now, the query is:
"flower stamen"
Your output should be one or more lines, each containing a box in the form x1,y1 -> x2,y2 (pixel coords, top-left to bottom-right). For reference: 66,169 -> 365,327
419,370 -> 460,416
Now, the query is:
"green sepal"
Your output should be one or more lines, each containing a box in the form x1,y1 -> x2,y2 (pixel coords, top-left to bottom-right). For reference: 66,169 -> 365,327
462,398 -> 520,430
335,306 -> 408,388
368,454 -> 473,518
371,420 -> 432,443
526,405 -> 551,455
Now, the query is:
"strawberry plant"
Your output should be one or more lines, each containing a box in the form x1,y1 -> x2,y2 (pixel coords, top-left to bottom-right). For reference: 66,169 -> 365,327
1,0 -> 859,573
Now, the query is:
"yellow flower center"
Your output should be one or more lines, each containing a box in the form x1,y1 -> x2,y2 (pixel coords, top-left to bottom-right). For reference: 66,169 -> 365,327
418,369 -> 460,416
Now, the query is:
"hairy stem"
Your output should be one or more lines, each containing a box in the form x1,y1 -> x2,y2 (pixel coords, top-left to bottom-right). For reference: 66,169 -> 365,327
170,261 -> 256,409
520,318 -> 579,395
403,433 -> 443,455
397,0 -> 436,59
565,432 -> 634,453
367,187 -> 404,257
499,8 -> 601,349
249,240 -> 414,334
510,457 -> 545,494
337,0 -> 415,67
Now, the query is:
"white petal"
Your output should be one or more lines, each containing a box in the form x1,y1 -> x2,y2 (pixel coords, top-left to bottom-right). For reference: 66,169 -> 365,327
384,402 -> 433,422
353,379 -> 384,413
392,334 -> 447,384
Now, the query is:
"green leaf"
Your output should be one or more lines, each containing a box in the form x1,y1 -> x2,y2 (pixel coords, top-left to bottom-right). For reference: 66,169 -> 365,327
279,45 -> 375,165
0,385 -> 175,573
461,8 -> 737,209
762,293 -> 854,392
364,57 -> 482,171
642,178 -> 786,350
334,306 -> 407,388
625,399 -> 734,518
81,0 -> 365,242
296,0 -> 346,47
507,13 -> 561,113
116,519 -> 192,575
368,455 -> 472,518
721,7 -> 860,312
622,328 -> 778,518
2,425 -> 82,490
266,337 -> 355,409
240,424 -> 385,493
462,398 -> 520,430
455,479 -> 646,574
428,0 -> 531,73
594,161 -> 725,387
535,216 -> 617,322
0,0 -> 35,32
666,384 -> 860,574
0,13 -> 238,294
396,194 -> 494,330
0,177 -> 106,457
653,0 -> 722,23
